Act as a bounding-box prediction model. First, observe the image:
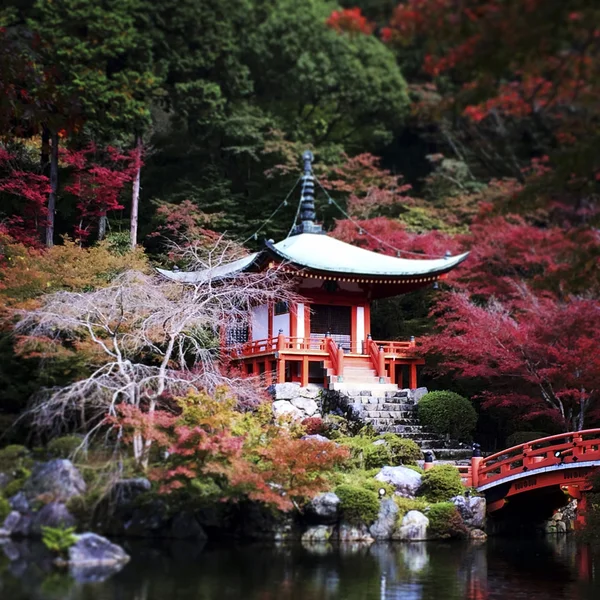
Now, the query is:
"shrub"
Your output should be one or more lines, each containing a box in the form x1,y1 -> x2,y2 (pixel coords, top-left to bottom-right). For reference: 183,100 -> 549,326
418,391 -> 477,441
47,435 -> 83,459
41,526 -> 78,556
427,502 -> 467,539
0,444 -> 31,472
301,417 -> 327,436
375,434 -> 422,465
394,496 -> 429,519
335,484 -> 380,525
364,443 -> 391,469
2,467 -> 31,498
505,431 -> 549,448
0,496 -> 10,522
418,465 -> 464,503
332,469 -> 394,497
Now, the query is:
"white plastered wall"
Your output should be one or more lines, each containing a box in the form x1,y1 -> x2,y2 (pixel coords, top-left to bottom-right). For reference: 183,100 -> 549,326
251,304 -> 269,340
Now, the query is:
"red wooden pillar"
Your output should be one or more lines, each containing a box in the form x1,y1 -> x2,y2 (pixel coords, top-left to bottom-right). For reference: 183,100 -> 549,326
276,358 -> 285,383
301,356 -> 309,386
389,361 -> 396,385
377,346 -> 385,378
409,362 -> 418,389
471,456 -> 483,488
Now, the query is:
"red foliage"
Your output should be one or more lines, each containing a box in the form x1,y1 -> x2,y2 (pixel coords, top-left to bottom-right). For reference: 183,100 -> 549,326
320,153 -> 412,219
326,8 -> 375,35
301,416 -> 326,436
424,293 -> 600,431
331,216 -> 460,258
62,143 -> 139,240
0,149 -> 50,246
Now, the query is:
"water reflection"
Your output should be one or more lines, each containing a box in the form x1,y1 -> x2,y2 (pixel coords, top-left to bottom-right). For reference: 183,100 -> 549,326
0,536 -> 599,600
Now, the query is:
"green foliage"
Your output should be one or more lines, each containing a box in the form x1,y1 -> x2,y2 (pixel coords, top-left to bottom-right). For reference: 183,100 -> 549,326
0,496 -> 10,522
332,468 -> 394,498
394,496 -> 429,519
376,434 -> 422,465
418,391 -> 478,441
335,484 -> 380,525
41,526 -> 78,556
338,433 -> 421,470
46,436 -> 82,459
505,431 -> 549,448
2,467 -> 31,498
426,502 -> 467,539
418,465 -> 464,503
0,445 -> 31,472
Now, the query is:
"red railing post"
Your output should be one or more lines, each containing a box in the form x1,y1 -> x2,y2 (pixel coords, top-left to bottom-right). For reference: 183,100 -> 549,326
276,329 -> 285,351
378,345 -> 385,379
337,345 -> 344,379
471,443 -> 482,488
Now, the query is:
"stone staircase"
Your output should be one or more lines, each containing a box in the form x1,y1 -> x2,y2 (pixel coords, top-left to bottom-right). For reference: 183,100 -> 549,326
326,355 -> 396,391
327,387 -> 471,460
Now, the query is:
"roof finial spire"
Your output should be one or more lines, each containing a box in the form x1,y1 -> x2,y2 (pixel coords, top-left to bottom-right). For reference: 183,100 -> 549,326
293,150 -> 322,235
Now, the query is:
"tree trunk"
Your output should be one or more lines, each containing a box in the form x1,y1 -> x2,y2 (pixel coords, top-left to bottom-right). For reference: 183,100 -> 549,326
98,213 -> 107,240
45,131 -> 59,247
130,134 -> 142,249
41,125 -> 50,172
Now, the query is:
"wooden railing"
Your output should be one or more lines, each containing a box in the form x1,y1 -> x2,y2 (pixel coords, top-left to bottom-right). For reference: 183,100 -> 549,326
475,429 -> 600,487
366,337 -> 385,378
325,336 -> 343,377
372,338 -> 416,355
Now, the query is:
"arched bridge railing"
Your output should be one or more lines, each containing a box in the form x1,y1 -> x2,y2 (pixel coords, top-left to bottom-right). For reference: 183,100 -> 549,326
472,428 -> 600,489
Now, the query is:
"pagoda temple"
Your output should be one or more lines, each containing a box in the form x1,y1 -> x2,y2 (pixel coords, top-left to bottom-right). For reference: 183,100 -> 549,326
158,152 -> 468,391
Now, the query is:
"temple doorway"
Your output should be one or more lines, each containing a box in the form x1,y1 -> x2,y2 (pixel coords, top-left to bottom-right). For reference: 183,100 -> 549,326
310,304 -> 351,350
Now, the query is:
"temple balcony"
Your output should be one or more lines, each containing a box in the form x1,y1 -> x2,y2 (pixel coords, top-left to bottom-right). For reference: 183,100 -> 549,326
228,333 -> 424,389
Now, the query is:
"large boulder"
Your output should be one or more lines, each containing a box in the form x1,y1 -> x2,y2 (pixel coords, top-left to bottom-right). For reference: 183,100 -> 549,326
269,383 -> 301,400
22,460 -> 85,502
369,499 -> 399,540
395,510 -> 429,541
301,434 -> 330,444
68,533 -> 129,566
272,400 -> 303,421
451,496 -> 486,530
290,397 -> 319,417
301,525 -> 334,543
375,466 -> 422,498
1,511 -> 21,536
9,492 -> 30,514
306,493 -> 340,524
411,387 -> 429,402
124,499 -> 169,537
298,386 -> 320,400
31,502 -> 76,536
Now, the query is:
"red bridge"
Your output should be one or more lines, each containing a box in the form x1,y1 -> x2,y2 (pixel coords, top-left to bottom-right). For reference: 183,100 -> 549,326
455,429 -> 600,522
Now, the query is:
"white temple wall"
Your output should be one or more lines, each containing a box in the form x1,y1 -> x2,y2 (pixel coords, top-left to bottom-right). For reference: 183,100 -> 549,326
251,304 -> 269,340
296,303 -> 305,339
356,305 -> 365,347
273,312 -> 290,336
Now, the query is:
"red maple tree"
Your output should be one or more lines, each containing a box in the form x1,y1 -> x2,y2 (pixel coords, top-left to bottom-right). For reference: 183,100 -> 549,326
326,8 -> 375,35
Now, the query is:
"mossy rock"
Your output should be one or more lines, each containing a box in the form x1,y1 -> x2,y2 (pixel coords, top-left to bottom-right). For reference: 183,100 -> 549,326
427,502 -> 467,539
335,484 -> 380,526
418,465 -> 464,503
418,391 -> 477,441
375,434 -> 422,465
394,496 -> 429,519
0,445 -> 32,472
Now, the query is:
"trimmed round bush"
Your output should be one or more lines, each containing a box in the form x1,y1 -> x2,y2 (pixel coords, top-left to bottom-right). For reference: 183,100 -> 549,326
427,502 -> 467,539
335,484 -> 380,525
0,444 -> 31,472
505,431 -> 549,448
363,444 -> 391,470
418,391 -> 477,441
47,435 -> 83,459
418,465 -> 464,503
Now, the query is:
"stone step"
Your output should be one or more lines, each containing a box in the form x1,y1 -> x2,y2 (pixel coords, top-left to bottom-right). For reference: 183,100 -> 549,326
330,382 -> 398,393
362,410 -> 416,420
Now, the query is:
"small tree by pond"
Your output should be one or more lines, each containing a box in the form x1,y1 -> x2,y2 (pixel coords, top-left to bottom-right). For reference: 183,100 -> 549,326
16,239 -> 297,467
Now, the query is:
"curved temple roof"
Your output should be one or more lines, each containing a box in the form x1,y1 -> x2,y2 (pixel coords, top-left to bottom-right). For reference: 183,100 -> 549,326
267,233 -> 468,276
157,233 -> 468,283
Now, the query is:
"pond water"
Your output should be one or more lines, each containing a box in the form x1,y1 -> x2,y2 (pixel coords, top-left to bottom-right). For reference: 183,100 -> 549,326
1,536 -> 599,600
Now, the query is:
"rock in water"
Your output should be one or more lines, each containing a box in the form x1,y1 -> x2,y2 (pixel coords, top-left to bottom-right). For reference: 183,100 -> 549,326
31,502 -> 76,536
469,528 -> 488,542
22,460 -> 86,502
307,493 -> 340,524
170,513 -> 207,540
338,523 -> 374,543
68,533 -> 129,566
301,525 -> 334,543
9,492 -> 30,514
369,499 -> 399,540
395,510 -> 429,541
451,496 -> 486,530
1,511 -> 22,536
375,466 -> 422,498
